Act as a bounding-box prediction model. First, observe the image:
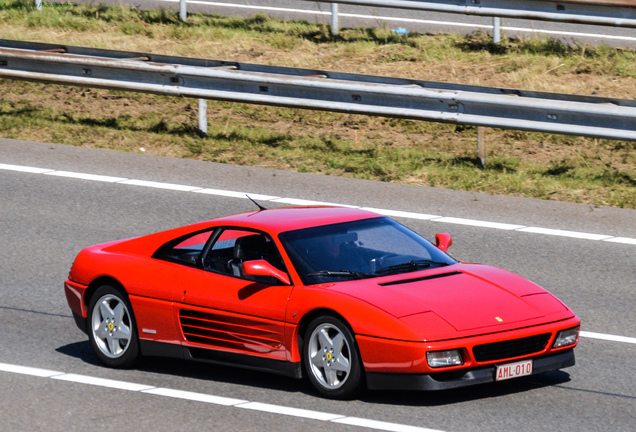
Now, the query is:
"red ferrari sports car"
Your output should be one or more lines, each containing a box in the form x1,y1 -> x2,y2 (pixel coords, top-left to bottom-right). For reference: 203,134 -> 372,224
65,206 -> 580,399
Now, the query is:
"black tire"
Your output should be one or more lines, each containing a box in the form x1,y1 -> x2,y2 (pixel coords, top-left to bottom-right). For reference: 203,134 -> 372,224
302,315 -> 363,399
87,285 -> 140,368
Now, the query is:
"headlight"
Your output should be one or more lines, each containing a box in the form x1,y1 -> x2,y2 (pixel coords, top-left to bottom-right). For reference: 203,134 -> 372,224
426,349 -> 463,368
553,326 -> 580,348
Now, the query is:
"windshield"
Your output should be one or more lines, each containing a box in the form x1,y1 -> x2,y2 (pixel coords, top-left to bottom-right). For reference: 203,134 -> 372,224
279,217 -> 457,284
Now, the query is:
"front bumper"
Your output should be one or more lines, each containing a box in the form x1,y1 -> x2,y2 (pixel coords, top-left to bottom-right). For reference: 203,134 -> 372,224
366,349 -> 575,391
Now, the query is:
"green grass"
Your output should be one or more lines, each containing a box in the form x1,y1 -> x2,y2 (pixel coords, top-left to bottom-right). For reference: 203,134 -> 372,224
0,4 -> 635,208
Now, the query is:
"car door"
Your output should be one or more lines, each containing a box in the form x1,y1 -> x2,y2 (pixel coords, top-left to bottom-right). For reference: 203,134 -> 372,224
172,228 -> 294,361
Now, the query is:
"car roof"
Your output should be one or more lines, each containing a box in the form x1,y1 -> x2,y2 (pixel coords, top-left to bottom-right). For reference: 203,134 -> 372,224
211,206 -> 381,234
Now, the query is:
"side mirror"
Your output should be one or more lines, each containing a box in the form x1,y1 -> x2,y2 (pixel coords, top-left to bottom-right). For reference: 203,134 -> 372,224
243,260 -> 291,285
435,233 -> 453,253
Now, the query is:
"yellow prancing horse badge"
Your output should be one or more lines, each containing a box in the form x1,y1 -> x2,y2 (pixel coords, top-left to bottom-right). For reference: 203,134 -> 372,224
495,317 -> 503,322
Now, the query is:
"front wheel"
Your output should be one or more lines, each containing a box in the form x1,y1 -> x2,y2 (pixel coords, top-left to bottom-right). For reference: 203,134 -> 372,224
303,315 -> 363,399
87,285 -> 140,368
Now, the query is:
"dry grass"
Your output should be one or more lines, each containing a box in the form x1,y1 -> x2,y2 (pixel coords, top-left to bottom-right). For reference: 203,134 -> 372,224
0,4 -> 635,208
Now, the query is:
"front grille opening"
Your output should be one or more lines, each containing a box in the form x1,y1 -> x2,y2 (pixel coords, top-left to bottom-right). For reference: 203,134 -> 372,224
473,333 -> 551,362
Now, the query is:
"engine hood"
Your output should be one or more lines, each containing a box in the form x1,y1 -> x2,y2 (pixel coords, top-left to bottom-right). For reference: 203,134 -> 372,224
335,263 -> 568,333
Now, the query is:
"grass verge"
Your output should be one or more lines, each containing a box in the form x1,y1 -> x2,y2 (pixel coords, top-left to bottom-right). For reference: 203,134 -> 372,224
0,3 -> 635,208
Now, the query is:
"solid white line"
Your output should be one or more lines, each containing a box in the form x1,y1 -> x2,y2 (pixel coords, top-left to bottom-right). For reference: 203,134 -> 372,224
51,373 -> 155,391
333,417 -> 444,432
603,237 -> 636,245
360,207 -> 440,220
0,163 -> 54,174
193,188 -> 280,201
515,227 -> 613,241
158,0 -> 636,43
433,217 -> 525,231
0,362 -> 63,378
580,331 -> 636,344
236,402 -> 345,421
0,363 -> 443,431
271,197 -> 358,207
118,179 -> 203,192
44,170 -> 128,183
142,387 -> 247,405
2,162 -> 636,245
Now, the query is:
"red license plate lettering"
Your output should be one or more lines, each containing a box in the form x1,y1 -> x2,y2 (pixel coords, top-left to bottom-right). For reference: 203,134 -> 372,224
495,359 -> 533,381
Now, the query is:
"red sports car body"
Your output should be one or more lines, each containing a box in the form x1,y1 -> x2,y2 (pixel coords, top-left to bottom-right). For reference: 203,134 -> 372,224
65,206 -> 580,398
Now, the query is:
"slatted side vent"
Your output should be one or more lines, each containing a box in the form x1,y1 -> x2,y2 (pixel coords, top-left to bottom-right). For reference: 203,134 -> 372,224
178,309 -> 284,354
473,333 -> 551,362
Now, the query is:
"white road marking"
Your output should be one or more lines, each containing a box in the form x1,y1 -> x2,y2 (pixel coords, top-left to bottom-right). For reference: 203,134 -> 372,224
236,402 -> 345,421
0,362 -> 443,431
272,197 -> 357,207
2,162 -> 634,246
603,237 -> 636,245
159,0 -> 636,44
515,227 -> 614,241
52,373 -> 155,391
580,331 -> 636,345
0,363 -> 63,378
118,179 -> 204,191
333,417 -> 444,432
142,387 -> 247,405
193,188 -> 280,200
43,170 -> 128,182
432,217 -> 525,230
360,207 -> 440,220
0,163 -> 54,174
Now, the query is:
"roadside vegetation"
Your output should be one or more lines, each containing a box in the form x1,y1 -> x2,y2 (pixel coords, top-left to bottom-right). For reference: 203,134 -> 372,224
1,4 -> 635,208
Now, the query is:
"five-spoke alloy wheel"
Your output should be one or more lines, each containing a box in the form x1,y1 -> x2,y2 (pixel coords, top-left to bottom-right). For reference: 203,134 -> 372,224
303,315 -> 363,399
88,285 -> 139,368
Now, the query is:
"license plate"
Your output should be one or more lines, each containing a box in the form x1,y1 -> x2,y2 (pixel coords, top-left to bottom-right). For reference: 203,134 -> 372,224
495,359 -> 533,381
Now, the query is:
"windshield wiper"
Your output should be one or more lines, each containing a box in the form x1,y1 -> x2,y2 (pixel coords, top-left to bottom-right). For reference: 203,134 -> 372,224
375,259 -> 449,275
307,270 -> 374,279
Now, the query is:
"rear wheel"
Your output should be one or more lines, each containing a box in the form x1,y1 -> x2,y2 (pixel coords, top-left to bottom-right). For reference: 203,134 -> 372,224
303,315 -> 363,399
87,285 -> 139,368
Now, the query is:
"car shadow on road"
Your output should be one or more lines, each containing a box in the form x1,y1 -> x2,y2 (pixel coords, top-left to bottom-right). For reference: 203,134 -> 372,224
56,340 -> 572,404
56,340 -> 307,393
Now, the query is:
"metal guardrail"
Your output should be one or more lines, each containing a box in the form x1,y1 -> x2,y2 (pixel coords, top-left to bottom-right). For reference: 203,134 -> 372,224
0,39 -> 635,142
309,0 -> 636,28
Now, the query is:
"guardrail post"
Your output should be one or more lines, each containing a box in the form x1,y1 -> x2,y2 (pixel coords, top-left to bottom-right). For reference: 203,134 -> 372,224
477,127 -> 487,168
179,0 -> 187,23
493,17 -> 501,44
198,99 -> 208,135
331,4 -> 340,36
35,0 -> 42,11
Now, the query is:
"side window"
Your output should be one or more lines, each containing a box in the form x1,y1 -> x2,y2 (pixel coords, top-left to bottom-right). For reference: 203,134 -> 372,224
157,229 -> 215,267
203,229 -> 286,284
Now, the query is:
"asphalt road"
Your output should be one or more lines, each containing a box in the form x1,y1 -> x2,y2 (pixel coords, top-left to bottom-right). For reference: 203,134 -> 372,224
1,138 -> 635,431
50,0 -> 636,49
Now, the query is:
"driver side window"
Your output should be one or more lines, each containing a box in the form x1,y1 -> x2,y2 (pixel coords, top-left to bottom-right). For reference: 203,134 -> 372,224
203,229 -> 286,284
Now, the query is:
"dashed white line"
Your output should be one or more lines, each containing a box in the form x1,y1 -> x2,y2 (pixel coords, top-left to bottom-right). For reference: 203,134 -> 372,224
2,162 -> 634,247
